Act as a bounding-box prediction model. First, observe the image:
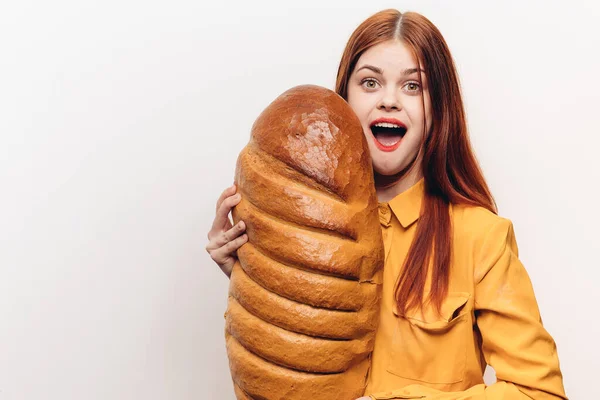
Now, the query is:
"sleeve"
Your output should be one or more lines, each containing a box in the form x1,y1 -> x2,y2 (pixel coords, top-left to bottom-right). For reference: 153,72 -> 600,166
368,218 -> 567,400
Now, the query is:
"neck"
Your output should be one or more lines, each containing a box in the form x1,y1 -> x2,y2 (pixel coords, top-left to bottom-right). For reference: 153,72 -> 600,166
376,166 -> 423,202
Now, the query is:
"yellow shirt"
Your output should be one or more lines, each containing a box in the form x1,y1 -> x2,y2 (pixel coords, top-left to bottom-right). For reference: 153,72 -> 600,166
364,178 -> 567,399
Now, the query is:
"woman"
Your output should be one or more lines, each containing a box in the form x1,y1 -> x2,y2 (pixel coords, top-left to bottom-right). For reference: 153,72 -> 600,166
206,9 -> 567,400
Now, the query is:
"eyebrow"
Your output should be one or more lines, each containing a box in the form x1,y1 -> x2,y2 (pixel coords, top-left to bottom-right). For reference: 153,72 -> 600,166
355,64 -> 425,76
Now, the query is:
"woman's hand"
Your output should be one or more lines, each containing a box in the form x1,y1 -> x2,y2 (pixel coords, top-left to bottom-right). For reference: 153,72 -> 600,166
205,184 -> 248,278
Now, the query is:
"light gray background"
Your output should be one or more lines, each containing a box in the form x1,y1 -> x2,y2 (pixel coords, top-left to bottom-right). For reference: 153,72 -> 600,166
1,0 -> 598,399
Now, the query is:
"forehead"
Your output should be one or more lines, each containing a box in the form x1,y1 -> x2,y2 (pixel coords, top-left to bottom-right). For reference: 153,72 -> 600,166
355,40 -> 420,73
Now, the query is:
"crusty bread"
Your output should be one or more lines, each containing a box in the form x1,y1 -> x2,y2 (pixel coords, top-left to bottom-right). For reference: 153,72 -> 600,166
225,84 -> 384,400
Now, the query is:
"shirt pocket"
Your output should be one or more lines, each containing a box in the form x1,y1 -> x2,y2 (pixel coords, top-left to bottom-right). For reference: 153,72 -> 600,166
386,291 -> 471,384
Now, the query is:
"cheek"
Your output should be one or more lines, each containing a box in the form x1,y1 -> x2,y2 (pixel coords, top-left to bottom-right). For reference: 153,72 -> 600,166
346,92 -> 362,116
348,101 -> 369,129
406,105 -> 424,128
406,99 -> 432,136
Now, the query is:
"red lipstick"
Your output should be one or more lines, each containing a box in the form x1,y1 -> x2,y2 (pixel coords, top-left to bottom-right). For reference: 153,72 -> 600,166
370,117 -> 407,128
369,117 -> 406,152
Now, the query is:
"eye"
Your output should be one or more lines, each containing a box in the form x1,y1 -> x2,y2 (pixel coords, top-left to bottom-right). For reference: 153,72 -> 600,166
360,78 -> 379,90
403,81 -> 421,93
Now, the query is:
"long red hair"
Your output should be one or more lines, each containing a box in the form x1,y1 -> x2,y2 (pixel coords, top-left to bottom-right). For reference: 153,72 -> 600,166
335,9 -> 497,314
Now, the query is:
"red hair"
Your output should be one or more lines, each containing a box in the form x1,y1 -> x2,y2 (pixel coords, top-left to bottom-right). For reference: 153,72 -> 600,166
335,9 -> 497,314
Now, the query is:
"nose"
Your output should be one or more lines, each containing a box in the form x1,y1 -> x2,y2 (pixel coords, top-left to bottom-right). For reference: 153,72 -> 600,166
377,88 -> 401,111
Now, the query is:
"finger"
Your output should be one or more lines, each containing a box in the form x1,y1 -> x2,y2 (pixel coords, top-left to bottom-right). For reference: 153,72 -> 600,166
222,232 -> 248,255
211,193 -> 242,233
209,233 -> 248,264
216,184 -> 237,213
210,220 -> 246,249
210,234 -> 248,272
220,256 -> 235,278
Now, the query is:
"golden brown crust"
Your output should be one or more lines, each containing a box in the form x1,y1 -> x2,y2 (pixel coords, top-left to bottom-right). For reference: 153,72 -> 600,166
248,86 -> 374,203
233,196 -> 365,280
226,332 -> 371,400
233,383 -> 254,400
225,84 -> 383,399
229,261 -> 378,340
237,243 -> 378,311
226,289 -> 372,373
236,146 -> 357,239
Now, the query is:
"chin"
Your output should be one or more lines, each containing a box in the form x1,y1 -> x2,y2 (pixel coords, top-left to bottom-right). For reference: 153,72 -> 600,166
370,150 -> 406,173
372,163 -> 406,177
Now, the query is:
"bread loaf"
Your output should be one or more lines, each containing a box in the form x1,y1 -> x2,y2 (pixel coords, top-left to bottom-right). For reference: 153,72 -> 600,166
225,84 -> 384,400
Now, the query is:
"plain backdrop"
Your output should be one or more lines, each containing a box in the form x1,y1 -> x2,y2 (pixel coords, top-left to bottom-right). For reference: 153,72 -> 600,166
1,0 -> 599,399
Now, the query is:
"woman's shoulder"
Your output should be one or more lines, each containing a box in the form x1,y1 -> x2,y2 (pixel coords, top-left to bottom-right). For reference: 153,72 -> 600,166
451,203 -> 514,244
451,204 -> 519,273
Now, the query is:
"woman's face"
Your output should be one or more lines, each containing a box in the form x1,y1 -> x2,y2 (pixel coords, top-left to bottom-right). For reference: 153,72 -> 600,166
347,39 -> 432,177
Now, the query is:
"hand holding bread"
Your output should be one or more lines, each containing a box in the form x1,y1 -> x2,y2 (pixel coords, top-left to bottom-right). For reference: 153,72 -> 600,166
206,184 -> 248,277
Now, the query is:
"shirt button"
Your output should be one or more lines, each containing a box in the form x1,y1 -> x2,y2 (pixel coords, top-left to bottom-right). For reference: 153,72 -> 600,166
378,203 -> 392,227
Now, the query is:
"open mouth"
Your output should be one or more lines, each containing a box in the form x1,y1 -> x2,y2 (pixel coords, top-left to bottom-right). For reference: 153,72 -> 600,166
370,125 -> 407,148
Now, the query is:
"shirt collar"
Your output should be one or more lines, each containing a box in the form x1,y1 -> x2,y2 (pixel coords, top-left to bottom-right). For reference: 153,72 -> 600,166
388,177 -> 425,228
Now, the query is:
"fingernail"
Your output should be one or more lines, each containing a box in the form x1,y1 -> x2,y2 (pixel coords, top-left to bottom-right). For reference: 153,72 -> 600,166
238,221 -> 245,228
234,193 -> 241,200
